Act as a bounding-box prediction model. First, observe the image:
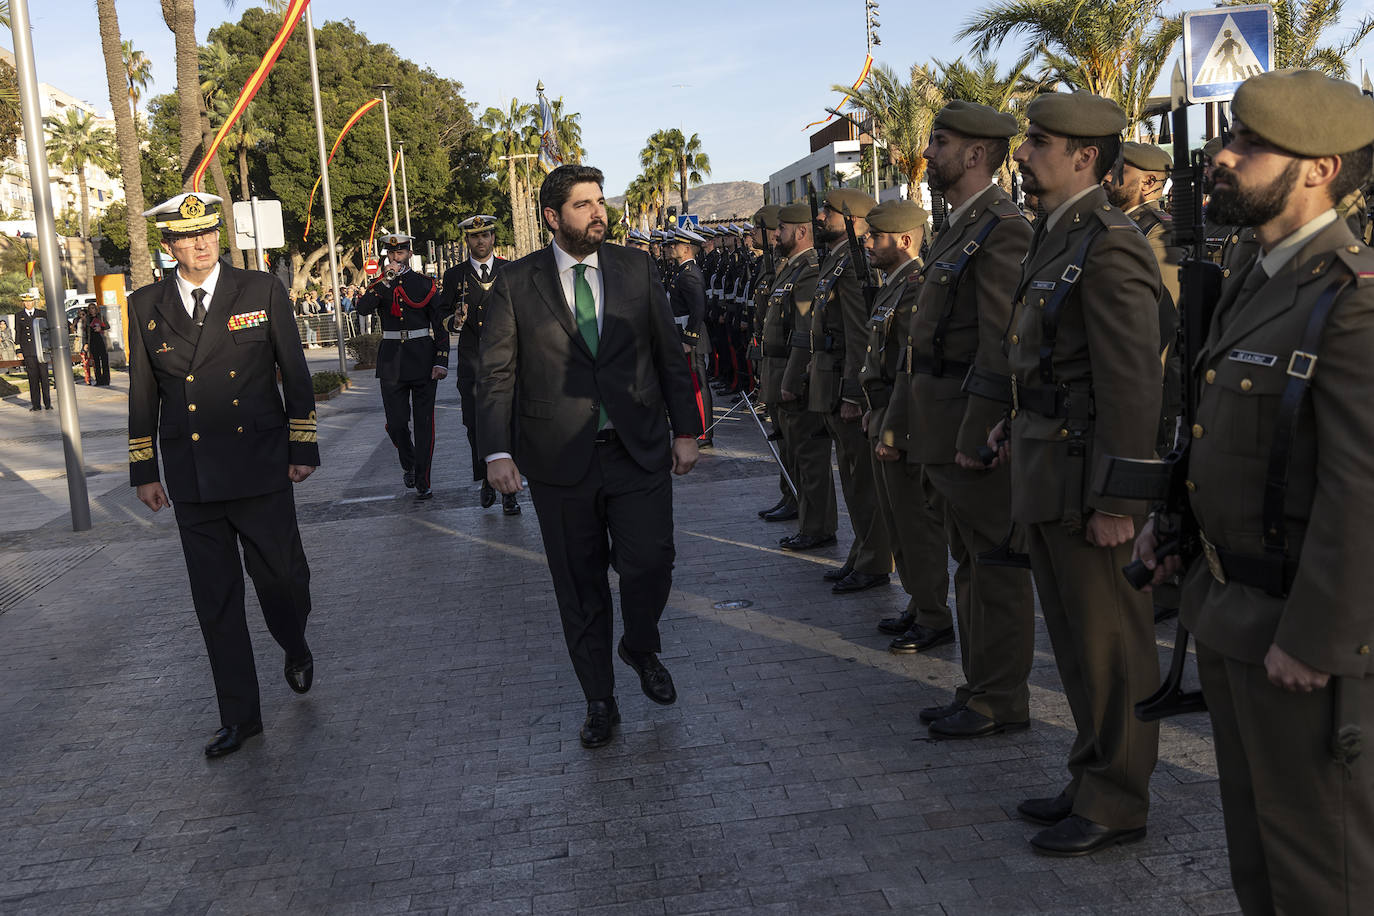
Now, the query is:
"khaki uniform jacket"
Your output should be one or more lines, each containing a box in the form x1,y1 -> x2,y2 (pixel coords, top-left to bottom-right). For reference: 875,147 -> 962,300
806,246 -> 871,413
770,249 -> 820,400
858,257 -> 922,445
1181,218 -> 1374,677
1128,200 -> 1182,310
1006,185 -> 1162,523
889,185 -> 1030,464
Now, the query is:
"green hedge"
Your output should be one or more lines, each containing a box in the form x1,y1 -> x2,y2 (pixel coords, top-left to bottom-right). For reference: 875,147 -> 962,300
345,332 -> 381,370
312,370 -> 348,395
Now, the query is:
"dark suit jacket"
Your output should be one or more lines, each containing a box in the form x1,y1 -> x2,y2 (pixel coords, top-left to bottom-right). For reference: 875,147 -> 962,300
127,265 -> 320,503
15,308 -> 48,361
476,243 -> 702,486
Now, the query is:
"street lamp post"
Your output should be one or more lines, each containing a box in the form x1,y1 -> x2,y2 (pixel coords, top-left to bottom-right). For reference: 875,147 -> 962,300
376,84 -> 401,236
306,6 -> 348,375
864,0 -> 881,199
397,142 -> 412,238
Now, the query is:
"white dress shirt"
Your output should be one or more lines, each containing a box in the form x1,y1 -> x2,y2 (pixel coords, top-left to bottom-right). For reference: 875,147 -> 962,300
174,262 -> 223,319
470,255 -> 496,280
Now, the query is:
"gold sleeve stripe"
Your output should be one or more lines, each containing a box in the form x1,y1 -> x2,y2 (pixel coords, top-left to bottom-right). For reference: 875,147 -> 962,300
129,436 -> 153,447
130,448 -> 155,462
288,431 -> 319,443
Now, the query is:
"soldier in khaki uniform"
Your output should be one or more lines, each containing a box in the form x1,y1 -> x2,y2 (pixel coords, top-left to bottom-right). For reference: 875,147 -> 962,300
857,201 -> 955,651
769,203 -> 836,548
1137,69 -> 1374,914
750,205 -> 798,522
887,102 -> 1036,731
986,91 -> 1163,856
806,189 -> 892,587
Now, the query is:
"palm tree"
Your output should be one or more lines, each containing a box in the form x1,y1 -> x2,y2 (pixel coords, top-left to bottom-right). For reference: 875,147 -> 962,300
45,109 -> 118,291
223,102 -> 271,202
546,98 -> 585,165
1259,0 -> 1374,75
638,130 -> 680,227
121,40 -> 153,121
97,0 -> 154,289
623,174 -> 660,231
480,100 -> 539,255
655,128 -> 711,216
835,62 -> 944,189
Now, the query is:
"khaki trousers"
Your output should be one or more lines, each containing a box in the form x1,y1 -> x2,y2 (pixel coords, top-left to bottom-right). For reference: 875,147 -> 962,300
774,401 -> 835,537
873,456 -> 950,630
825,410 -> 891,575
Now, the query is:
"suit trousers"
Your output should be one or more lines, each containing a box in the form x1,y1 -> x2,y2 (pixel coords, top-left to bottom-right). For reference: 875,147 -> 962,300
873,457 -> 950,627
1026,521 -> 1159,828
1197,641 -> 1374,916
454,363 -> 484,482
528,437 -> 677,701
824,410 -> 891,575
923,462 -> 1034,721
690,349 -> 713,438
23,356 -> 50,408
173,488 -> 312,726
774,400 -> 835,537
381,377 -> 438,490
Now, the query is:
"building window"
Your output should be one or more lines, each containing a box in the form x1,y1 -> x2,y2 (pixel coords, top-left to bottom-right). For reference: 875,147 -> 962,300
785,180 -> 796,204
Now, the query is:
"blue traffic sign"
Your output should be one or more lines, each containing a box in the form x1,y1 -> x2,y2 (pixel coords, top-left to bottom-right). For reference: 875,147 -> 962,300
677,214 -> 699,229
1182,4 -> 1274,104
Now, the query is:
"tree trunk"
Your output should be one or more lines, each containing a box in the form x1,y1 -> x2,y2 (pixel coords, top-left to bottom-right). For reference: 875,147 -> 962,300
199,100 -> 244,270
507,163 -> 525,256
76,167 -> 95,293
293,242 -> 331,293
238,144 -> 250,201
161,0 -> 201,188
679,161 -> 689,216
97,0 -> 153,291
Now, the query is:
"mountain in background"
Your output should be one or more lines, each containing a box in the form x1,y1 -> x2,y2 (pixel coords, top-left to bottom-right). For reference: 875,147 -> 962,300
609,181 -> 764,222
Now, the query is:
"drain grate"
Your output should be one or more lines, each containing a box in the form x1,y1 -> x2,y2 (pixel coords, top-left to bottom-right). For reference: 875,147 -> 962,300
0,544 -> 104,614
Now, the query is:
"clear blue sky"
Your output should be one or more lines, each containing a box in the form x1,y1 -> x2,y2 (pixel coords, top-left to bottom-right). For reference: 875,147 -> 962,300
19,0 -> 1374,198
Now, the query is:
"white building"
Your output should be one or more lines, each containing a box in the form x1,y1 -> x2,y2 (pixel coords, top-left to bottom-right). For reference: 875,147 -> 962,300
766,118 -> 903,205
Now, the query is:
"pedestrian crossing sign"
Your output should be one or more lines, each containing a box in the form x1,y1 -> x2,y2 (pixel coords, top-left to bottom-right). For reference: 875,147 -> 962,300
1182,4 -> 1275,103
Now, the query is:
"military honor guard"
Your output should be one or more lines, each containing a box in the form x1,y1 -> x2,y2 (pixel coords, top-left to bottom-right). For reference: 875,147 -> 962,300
890,102 -> 1036,730
664,226 -> 712,444
477,165 -> 701,748
987,92 -> 1163,854
440,215 -> 518,514
128,192 -> 318,758
15,287 -> 52,411
355,232 -> 450,500
1137,69 -> 1374,913
751,205 -> 800,523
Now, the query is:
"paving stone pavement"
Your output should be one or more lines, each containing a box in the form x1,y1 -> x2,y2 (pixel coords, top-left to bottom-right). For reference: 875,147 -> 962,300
0,355 -> 1237,915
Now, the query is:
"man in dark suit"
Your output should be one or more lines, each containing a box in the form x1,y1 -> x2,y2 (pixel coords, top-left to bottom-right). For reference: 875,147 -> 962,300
14,287 -> 52,411
355,232 -> 449,500
664,227 -> 711,444
128,192 -> 319,759
439,215 -> 517,514
477,164 -> 702,748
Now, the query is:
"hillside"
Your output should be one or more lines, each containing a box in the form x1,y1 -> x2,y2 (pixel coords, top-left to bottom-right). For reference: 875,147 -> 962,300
610,180 -> 764,223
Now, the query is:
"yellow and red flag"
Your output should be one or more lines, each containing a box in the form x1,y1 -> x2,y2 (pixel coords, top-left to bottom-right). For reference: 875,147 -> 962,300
804,54 -> 874,130
304,97 -> 383,240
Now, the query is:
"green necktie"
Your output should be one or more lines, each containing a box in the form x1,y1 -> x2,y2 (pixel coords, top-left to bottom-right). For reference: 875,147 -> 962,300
573,264 -> 608,429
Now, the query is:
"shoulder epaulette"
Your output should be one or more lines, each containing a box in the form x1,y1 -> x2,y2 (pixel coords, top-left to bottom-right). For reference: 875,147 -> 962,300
1333,243 -> 1374,285
1093,203 -> 1138,230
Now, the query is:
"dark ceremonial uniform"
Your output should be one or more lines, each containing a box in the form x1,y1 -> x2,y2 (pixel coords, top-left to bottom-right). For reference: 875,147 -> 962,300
355,268 -> 449,492
128,263 -> 318,729
667,257 -> 710,436
14,306 -> 51,409
440,257 -> 506,482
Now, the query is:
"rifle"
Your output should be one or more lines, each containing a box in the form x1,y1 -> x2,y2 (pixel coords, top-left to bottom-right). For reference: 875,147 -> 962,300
1091,98 -> 1221,722
841,203 -> 879,313
809,186 -> 827,262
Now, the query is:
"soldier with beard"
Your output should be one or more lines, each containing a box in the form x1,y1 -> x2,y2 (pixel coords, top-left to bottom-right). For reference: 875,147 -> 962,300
751,206 -> 799,522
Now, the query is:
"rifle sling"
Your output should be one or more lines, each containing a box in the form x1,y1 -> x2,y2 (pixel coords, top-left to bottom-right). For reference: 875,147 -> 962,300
930,215 -> 1004,373
1039,222 -> 1107,385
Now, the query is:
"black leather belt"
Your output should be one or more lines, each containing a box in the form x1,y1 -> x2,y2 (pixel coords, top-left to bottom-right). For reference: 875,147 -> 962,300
962,366 -> 1011,403
907,350 -> 971,379
863,385 -> 891,410
762,344 -> 789,358
1200,530 -> 1300,597
594,428 -> 619,444
1012,378 -> 1094,420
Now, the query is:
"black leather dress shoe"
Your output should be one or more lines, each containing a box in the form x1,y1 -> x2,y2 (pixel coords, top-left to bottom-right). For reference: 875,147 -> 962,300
762,504 -> 799,522
502,493 -> 521,515
778,533 -> 837,551
204,720 -> 263,758
758,498 -> 788,519
878,611 -> 917,635
284,653 -> 314,694
1029,814 -> 1146,857
919,700 -> 964,724
889,624 -> 955,653
403,470 -> 416,489
928,707 -> 1029,739
480,480 -> 497,508
579,698 -> 620,748
617,639 -> 677,705
822,562 -> 854,582
415,486 -> 433,500
831,571 -> 889,594
1016,792 -> 1075,826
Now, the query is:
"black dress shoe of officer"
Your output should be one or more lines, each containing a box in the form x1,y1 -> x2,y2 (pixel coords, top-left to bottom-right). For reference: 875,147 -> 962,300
403,470 -> 416,489
889,624 -> 955,653
1016,791 -> 1075,826
928,707 -> 1029,739
832,571 -> 889,594
579,698 -> 620,749
415,486 -> 434,500
758,498 -> 788,519
919,700 -> 964,724
822,562 -> 854,582
778,533 -> 837,551
617,639 -> 677,705
204,720 -> 263,758
1029,814 -> 1146,857
762,504 -> 799,522
480,480 -> 497,508
285,653 -> 314,694
502,492 -> 521,515
878,611 -> 917,635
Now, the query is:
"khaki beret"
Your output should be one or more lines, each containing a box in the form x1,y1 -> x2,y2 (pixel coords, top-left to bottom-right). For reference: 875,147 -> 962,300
823,188 -> 876,218
753,204 -> 782,230
932,101 -> 1018,139
1026,91 -> 1127,137
778,202 -> 812,224
1202,136 -> 1225,160
1232,68 -> 1374,157
866,200 -> 929,234
1122,142 -> 1171,173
